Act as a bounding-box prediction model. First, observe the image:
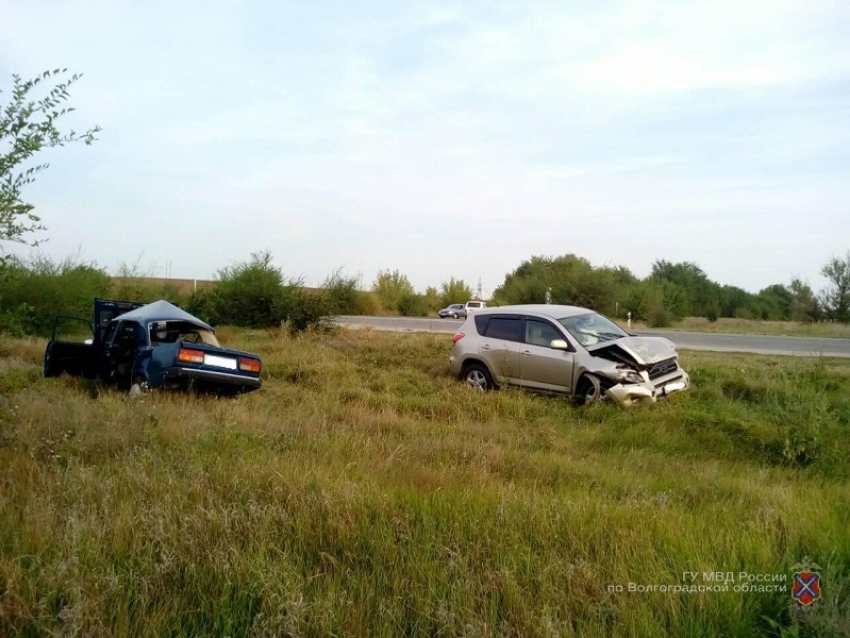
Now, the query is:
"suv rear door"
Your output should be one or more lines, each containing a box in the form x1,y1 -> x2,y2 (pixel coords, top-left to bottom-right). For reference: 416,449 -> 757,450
519,317 -> 574,393
478,314 -> 523,385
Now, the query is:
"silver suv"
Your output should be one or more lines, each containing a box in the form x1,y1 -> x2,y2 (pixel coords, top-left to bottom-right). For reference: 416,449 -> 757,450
449,304 -> 690,406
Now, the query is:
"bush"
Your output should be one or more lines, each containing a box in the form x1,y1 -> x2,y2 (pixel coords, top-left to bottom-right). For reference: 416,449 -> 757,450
321,270 -> 361,315
440,277 -> 473,307
0,254 -> 111,336
352,291 -> 382,316
396,292 -> 428,317
190,252 -> 329,332
111,260 -> 186,305
647,304 -> 674,328
372,270 -> 414,311
424,286 -> 441,312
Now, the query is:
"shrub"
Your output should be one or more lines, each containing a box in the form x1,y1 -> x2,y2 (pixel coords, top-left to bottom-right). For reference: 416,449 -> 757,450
647,304 -> 674,328
372,270 -> 414,311
396,292 -> 428,317
111,260 -> 186,305
191,252 -> 329,332
424,286 -> 441,312
440,277 -> 473,307
352,291 -> 382,316
202,252 -> 291,328
321,270 -> 361,315
0,254 -> 111,336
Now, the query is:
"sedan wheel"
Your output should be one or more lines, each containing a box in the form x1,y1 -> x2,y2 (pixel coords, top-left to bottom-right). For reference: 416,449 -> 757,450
452,312 -> 458,319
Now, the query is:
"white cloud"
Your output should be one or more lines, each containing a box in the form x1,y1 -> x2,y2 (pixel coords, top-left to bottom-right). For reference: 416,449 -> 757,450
0,0 -> 848,293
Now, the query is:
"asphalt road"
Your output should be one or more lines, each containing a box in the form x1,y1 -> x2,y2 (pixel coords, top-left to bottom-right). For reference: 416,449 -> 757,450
336,316 -> 850,358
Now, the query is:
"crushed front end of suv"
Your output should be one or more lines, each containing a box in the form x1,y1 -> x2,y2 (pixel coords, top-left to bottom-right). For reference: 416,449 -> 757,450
449,304 -> 689,406
44,298 -> 262,394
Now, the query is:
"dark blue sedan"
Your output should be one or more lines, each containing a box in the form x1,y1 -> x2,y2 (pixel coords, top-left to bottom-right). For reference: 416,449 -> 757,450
44,299 -> 262,394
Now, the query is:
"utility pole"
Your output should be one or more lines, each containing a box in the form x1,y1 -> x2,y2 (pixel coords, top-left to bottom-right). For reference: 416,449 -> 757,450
477,277 -> 483,300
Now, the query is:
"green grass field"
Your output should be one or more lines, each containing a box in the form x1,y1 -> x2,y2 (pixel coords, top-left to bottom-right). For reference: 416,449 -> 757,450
621,317 -> 850,340
1,329 -> 848,637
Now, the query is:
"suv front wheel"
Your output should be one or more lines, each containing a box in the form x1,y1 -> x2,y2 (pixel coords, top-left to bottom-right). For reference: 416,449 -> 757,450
463,363 -> 497,391
575,374 -> 603,406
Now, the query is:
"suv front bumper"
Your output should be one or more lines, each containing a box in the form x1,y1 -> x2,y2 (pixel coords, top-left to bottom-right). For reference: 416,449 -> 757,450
605,371 -> 690,407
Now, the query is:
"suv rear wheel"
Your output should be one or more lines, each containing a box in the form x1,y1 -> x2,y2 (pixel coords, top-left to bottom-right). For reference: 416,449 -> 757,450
463,363 -> 497,391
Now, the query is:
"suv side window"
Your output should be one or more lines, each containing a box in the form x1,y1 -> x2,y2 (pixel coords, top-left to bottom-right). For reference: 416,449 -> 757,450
482,316 -> 523,342
525,318 -> 562,347
474,314 -> 491,334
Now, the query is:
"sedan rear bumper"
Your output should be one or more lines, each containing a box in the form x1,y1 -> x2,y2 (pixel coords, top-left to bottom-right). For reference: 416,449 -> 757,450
160,366 -> 262,392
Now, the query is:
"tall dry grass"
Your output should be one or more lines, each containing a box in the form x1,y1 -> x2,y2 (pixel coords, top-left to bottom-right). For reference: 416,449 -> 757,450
1,329 -> 848,636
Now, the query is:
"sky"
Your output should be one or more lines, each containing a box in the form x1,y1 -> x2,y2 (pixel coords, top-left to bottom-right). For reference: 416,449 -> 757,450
1,0 -> 848,297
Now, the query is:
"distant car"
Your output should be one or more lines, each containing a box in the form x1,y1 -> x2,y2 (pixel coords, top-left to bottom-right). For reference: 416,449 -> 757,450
439,304 -> 467,319
449,304 -> 689,407
44,298 -> 262,394
465,300 -> 486,313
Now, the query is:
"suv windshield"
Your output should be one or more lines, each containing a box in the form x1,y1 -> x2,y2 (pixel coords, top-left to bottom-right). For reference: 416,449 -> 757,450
557,313 -> 627,347
149,321 -> 220,347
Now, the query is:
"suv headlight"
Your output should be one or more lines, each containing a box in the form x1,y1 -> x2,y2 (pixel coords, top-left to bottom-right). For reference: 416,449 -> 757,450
619,370 -> 644,385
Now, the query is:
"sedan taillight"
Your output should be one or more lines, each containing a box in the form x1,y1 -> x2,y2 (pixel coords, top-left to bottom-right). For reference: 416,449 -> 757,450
239,357 -> 261,373
178,348 -> 205,364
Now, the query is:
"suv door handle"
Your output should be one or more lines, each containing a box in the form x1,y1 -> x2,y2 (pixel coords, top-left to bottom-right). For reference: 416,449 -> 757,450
482,344 -> 491,350
522,350 -> 532,356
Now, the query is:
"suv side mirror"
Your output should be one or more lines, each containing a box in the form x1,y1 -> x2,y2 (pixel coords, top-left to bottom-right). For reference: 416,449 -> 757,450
550,339 -> 569,351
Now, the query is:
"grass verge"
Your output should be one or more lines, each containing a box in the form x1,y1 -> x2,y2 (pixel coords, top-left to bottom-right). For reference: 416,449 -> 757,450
624,317 -> 850,339
1,329 -> 848,636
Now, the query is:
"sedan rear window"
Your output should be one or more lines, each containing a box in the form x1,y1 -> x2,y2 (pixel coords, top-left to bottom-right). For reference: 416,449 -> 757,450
150,321 -> 220,347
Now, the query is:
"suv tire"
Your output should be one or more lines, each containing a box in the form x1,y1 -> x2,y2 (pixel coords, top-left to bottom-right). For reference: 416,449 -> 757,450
576,374 -> 602,406
463,363 -> 497,391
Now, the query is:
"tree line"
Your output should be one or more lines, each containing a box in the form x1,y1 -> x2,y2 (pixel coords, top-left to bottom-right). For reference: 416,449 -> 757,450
1,249 -> 848,337
491,254 -> 847,327
0,252 -> 477,336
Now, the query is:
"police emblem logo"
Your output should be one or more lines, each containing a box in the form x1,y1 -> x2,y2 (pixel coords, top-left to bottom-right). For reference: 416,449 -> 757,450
791,561 -> 822,606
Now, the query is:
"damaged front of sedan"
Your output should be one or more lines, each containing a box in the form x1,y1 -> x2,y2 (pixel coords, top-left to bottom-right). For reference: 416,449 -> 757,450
450,305 -> 690,407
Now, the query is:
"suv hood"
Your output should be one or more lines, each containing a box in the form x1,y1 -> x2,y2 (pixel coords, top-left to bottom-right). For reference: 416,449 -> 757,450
586,336 -> 677,366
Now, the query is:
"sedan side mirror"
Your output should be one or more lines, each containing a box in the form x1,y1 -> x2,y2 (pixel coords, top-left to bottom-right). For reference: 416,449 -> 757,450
550,339 -> 569,351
